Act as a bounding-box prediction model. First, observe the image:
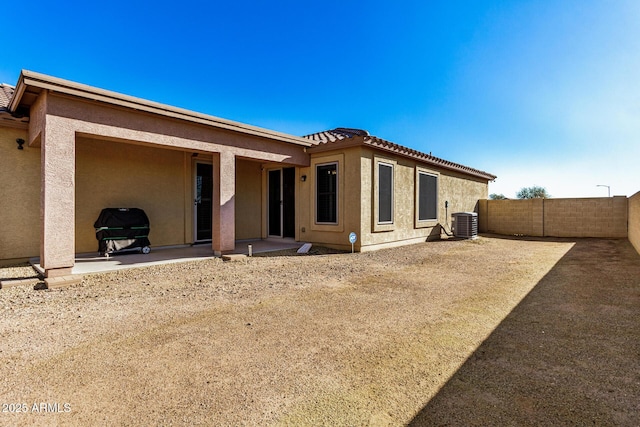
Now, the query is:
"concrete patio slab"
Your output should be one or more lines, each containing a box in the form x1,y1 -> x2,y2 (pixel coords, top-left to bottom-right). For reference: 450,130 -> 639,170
30,238 -> 304,276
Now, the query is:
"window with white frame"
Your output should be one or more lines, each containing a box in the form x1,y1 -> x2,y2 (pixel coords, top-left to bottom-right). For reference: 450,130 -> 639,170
378,162 -> 394,224
418,171 -> 438,221
316,162 -> 338,223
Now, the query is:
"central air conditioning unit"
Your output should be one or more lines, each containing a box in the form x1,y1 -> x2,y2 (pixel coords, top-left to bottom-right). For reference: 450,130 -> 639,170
451,212 -> 478,239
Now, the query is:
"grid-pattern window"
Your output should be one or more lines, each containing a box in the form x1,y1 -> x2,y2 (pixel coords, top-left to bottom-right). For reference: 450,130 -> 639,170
316,163 -> 338,223
418,172 -> 437,221
378,162 -> 393,223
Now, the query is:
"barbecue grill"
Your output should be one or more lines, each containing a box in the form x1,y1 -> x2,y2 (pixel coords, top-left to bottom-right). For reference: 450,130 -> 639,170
94,208 -> 151,257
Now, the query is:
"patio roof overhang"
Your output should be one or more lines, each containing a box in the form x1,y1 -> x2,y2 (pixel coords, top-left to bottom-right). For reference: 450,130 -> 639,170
9,70 -> 314,148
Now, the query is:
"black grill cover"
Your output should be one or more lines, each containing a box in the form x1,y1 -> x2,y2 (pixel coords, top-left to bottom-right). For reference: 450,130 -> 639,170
94,208 -> 150,254
94,208 -> 149,229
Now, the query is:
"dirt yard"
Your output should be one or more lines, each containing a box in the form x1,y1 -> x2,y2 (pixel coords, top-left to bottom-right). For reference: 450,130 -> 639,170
0,236 -> 638,426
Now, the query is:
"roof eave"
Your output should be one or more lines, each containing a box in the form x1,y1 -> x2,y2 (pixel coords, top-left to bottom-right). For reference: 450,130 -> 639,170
8,72 -> 25,113
10,70 -> 313,147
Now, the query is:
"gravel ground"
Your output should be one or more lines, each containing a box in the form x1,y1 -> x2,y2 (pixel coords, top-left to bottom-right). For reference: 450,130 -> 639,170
0,236 -> 638,426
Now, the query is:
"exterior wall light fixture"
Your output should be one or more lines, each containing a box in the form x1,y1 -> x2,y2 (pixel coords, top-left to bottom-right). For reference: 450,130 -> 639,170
300,175 -> 307,182
16,138 -> 25,150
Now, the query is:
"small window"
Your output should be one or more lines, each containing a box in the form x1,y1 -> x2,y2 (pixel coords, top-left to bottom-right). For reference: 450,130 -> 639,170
418,172 -> 437,221
316,163 -> 338,223
378,162 -> 393,223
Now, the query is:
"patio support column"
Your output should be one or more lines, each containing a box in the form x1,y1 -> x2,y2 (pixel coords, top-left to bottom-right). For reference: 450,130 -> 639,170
40,116 -> 76,277
212,151 -> 235,255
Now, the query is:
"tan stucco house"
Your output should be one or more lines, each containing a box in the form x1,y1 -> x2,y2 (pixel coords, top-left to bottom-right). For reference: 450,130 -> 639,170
0,70 -> 495,281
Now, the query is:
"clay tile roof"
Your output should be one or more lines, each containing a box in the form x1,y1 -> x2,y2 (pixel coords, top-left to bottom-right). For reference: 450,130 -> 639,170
0,83 -> 29,127
0,84 -> 14,110
303,128 -> 496,181
303,127 -> 370,142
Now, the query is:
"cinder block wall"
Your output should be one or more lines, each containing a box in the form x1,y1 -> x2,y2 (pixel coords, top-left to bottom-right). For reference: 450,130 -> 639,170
629,192 -> 640,255
544,197 -> 627,237
482,199 -> 544,236
480,197 -> 628,238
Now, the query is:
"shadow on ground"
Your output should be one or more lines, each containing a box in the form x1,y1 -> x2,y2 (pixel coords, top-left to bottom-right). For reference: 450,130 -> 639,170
409,238 -> 640,426
252,246 -> 348,257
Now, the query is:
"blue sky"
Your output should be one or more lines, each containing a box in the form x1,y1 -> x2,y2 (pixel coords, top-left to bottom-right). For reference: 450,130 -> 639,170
2,1 -> 638,197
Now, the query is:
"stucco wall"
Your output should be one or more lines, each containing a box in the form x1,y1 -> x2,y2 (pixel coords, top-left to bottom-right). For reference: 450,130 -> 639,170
297,147 -> 362,250
360,148 -> 487,250
439,170 -> 488,228
298,146 -> 488,251
44,93 -> 311,167
0,127 -> 41,261
482,197 -> 628,238
75,138 -> 188,253
360,150 -> 429,248
235,159 -> 262,240
629,191 -> 640,255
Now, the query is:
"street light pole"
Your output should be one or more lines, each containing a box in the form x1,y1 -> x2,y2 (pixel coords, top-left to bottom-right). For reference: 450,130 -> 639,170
596,185 -> 610,197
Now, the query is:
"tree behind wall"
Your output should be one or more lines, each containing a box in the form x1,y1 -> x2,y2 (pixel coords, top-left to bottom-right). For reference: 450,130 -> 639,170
517,186 -> 550,199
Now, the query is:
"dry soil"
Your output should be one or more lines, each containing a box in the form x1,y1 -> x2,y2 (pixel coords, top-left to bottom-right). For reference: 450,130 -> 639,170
0,236 -> 638,426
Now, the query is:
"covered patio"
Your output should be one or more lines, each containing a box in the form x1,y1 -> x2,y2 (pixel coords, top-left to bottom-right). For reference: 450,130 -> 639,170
9,70 -> 312,286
